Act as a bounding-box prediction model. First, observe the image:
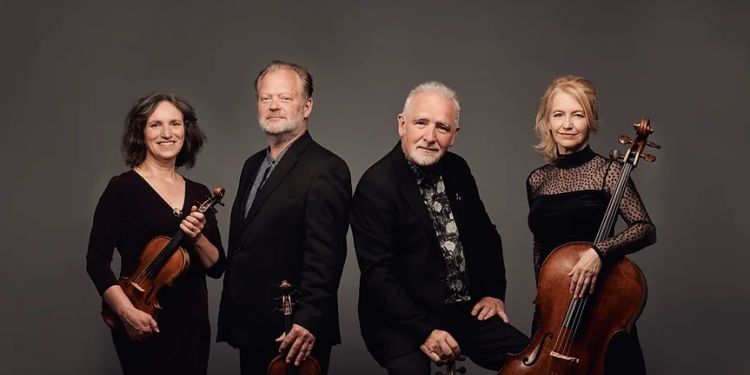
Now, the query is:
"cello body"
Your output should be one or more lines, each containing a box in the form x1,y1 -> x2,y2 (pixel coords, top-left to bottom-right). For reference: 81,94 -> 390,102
500,242 -> 646,374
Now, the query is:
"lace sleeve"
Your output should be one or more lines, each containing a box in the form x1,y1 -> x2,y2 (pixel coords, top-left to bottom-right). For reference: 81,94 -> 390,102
595,162 -> 657,259
527,170 -> 545,278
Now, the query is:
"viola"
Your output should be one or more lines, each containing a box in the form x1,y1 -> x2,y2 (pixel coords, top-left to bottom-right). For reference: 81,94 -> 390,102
436,356 -> 467,375
267,280 -> 321,375
101,187 -> 225,332
499,118 -> 660,375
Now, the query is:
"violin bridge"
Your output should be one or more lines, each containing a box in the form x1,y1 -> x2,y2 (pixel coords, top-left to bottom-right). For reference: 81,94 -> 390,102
550,351 -> 580,363
130,282 -> 145,292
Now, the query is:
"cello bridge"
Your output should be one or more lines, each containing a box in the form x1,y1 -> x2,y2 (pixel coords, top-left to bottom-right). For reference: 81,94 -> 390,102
550,351 -> 580,363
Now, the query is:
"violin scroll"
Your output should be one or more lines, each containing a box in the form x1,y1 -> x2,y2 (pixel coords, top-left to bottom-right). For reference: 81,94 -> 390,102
436,356 -> 467,375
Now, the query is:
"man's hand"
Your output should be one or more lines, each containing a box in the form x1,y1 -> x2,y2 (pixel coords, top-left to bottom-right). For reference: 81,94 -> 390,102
420,329 -> 461,362
276,324 -> 316,366
470,296 -> 509,322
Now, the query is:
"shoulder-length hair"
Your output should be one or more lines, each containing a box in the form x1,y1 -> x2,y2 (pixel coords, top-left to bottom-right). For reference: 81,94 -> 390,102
533,75 -> 599,162
121,93 -> 206,168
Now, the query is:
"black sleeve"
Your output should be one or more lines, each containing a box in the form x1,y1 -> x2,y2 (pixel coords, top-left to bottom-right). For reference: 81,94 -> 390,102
351,173 -> 438,344
198,184 -> 226,279
460,159 -> 506,300
85,177 -> 124,295
596,162 -> 657,259
293,157 -> 351,337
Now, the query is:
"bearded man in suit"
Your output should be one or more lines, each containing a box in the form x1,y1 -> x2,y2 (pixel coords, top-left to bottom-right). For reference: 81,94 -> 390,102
217,60 -> 351,375
351,81 -> 528,374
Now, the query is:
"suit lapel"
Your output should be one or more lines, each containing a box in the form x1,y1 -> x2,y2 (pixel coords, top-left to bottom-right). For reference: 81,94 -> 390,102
390,144 -> 440,249
229,152 -> 264,247
242,131 -> 313,226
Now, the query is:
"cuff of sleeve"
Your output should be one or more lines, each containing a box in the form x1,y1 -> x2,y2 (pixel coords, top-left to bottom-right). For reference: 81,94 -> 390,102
591,244 -> 604,259
204,248 -> 226,278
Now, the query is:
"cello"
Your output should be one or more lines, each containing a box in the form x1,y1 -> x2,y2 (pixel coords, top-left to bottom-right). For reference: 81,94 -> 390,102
268,280 -> 322,375
499,118 -> 660,375
101,187 -> 225,331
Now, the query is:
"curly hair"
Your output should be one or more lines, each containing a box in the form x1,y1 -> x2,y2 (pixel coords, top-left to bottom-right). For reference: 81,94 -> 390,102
121,93 -> 206,168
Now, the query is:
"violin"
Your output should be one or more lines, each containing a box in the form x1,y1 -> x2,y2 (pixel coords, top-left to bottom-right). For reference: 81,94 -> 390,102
101,187 -> 225,332
267,280 -> 321,375
499,118 -> 660,375
436,356 -> 467,375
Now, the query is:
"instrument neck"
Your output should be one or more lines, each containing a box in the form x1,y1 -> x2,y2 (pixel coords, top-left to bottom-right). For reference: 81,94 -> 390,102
594,162 -> 633,244
144,228 -> 186,278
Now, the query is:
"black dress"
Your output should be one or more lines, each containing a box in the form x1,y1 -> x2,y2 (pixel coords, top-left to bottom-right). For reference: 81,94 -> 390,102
526,146 -> 656,374
86,170 -> 225,375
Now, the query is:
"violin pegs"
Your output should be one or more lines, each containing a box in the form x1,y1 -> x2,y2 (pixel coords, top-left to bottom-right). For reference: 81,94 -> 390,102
646,140 -> 662,149
618,135 -> 633,145
639,153 -> 656,162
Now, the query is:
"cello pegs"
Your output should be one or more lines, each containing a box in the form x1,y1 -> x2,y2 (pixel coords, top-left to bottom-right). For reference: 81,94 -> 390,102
618,135 -> 633,145
639,153 -> 656,162
609,149 -> 622,162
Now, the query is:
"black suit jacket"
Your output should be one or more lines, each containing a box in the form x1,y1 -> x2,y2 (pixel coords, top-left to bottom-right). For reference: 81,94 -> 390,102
351,143 -> 507,364
217,131 -> 351,348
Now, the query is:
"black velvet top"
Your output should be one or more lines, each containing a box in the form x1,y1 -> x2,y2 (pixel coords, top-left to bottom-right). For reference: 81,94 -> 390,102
526,146 -> 656,279
86,170 -> 225,329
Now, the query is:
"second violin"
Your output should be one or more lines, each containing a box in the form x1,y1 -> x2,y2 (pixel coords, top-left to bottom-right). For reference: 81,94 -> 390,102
268,280 -> 322,375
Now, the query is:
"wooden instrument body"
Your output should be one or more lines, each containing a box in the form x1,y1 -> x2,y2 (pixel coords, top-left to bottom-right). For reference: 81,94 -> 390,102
101,235 -> 190,330
267,355 -> 321,375
500,242 -> 646,374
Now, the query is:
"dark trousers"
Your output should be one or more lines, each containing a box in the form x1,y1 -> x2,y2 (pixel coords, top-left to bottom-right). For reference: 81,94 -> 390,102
239,340 -> 332,375
383,303 -> 529,375
111,323 -> 210,375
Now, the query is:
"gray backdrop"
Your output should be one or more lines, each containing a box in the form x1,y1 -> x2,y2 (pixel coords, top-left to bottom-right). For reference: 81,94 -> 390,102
2,0 -> 748,373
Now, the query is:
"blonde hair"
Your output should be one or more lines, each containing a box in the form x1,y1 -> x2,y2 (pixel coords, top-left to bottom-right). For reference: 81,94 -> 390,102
534,75 -> 599,162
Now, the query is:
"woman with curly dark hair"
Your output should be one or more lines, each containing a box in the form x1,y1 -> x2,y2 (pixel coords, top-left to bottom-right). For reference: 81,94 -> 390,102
86,93 -> 225,374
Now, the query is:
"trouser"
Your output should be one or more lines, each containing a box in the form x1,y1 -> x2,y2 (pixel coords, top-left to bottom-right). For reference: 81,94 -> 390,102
383,303 -> 529,375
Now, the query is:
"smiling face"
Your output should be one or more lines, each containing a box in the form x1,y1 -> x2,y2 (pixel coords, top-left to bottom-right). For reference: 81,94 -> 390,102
398,91 -> 460,166
143,100 -> 185,165
256,68 -> 312,136
547,89 -> 590,155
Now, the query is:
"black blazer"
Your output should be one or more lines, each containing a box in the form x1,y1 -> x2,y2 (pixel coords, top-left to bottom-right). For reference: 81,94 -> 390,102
351,143 -> 507,364
217,131 -> 351,348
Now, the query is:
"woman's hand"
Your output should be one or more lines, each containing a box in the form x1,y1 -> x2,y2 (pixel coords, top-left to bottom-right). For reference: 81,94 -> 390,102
568,248 -> 602,298
120,306 -> 159,341
180,205 -> 205,240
